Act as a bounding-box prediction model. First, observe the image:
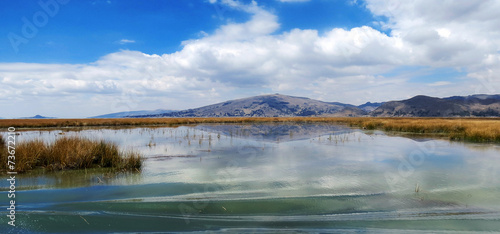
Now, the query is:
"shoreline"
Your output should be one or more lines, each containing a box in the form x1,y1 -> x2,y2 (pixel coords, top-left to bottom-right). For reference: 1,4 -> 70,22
1,117 -> 499,142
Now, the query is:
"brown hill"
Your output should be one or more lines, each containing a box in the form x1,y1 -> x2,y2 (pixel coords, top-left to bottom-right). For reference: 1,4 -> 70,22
154,94 -> 366,117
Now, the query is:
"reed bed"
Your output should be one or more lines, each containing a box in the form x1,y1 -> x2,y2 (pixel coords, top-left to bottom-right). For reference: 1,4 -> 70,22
0,117 -> 284,128
1,117 -> 500,142
336,118 -> 500,142
0,136 -> 143,173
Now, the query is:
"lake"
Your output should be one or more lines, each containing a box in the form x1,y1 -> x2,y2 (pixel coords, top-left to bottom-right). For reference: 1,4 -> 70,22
2,123 -> 500,233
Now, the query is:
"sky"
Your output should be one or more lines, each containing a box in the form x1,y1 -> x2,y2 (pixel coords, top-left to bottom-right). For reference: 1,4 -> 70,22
1,0 -> 499,118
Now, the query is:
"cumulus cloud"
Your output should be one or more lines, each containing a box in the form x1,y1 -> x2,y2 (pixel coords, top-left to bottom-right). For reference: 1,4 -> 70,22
1,0 -> 500,118
364,0 -> 500,92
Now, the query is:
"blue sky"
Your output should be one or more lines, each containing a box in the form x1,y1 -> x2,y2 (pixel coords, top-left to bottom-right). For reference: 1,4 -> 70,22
1,0 -> 377,63
1,0 -> 223,63
1,0 -> 499,118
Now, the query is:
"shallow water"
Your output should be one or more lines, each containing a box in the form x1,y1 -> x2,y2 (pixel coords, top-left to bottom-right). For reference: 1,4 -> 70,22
1,123 -> 500,233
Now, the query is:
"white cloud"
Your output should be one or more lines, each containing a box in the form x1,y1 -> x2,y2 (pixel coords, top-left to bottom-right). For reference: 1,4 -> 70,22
364,0 -> 500,93
428,81 -> 451,87
118,39 -> 136,44
1,0 -> 500,118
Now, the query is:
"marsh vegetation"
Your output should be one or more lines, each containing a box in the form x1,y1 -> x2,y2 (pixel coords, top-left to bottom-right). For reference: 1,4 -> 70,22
2,117 -> 500,142
0,135 -> 143,173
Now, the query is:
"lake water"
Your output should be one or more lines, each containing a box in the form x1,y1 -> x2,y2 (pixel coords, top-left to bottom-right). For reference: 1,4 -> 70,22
2,123 -> 500,233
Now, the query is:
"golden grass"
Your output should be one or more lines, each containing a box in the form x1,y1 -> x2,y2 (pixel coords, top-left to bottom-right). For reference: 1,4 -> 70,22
0,117 -> 281,128
1,117 -> 500,142
335,118 -> 500,142
0,136 -> 143,173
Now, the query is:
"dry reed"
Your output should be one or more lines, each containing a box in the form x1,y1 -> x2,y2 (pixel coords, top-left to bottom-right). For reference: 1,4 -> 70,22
0,136 -> 143,173
2,117 -> 500,142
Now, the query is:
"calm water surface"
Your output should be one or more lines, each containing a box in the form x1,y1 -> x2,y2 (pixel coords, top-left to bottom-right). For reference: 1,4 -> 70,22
1,123 -> 500,233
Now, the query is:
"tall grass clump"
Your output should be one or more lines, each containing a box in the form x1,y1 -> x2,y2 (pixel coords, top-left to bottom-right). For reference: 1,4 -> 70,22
121,151 -> 143,169
92,140 -> 120,168
15,139 -> 47,172
1,136 -> 143,173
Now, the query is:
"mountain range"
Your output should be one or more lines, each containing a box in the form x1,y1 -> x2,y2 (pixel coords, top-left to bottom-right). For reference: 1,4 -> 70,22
152,94 -> 371,118
90,109 -> 175,118
93,93 -> 500,118
372,94 -> 500,117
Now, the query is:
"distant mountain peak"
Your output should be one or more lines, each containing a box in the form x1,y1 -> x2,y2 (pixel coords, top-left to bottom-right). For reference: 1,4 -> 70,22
357,101 -> 384,112
21,115 -> 55,119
